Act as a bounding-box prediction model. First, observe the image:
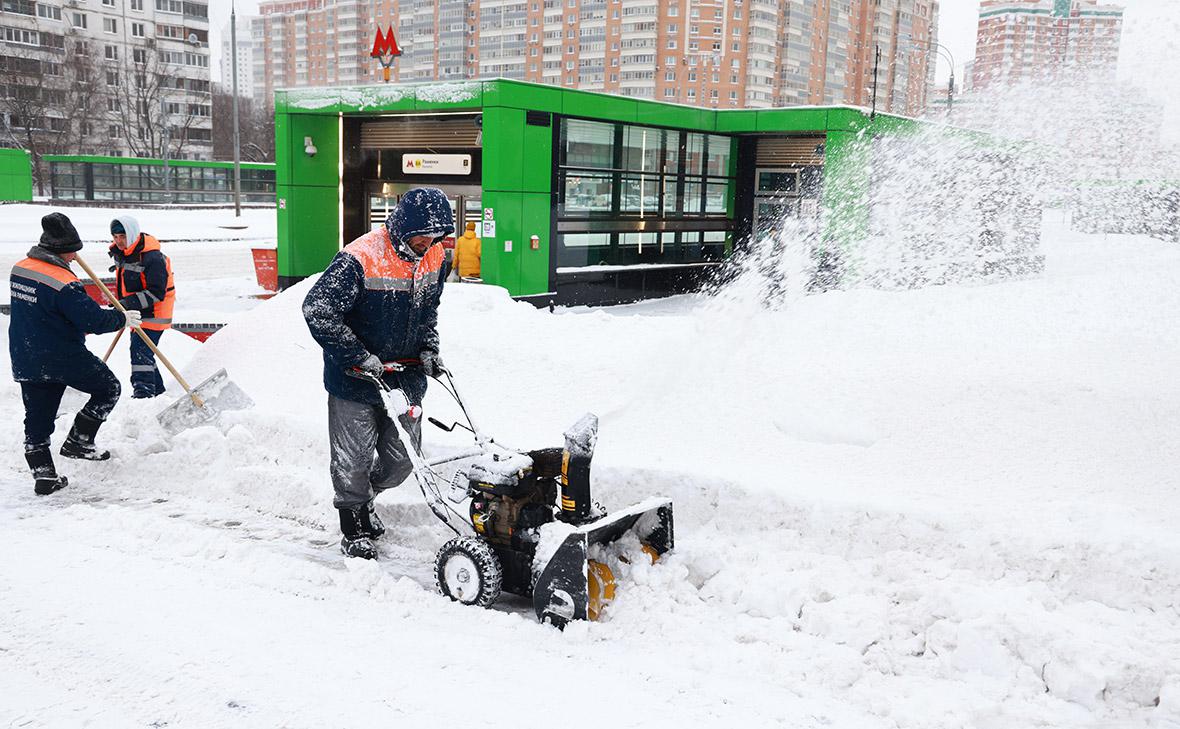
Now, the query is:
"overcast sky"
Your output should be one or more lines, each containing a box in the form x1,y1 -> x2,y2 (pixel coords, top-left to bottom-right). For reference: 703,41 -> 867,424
209,0 -> 1179,104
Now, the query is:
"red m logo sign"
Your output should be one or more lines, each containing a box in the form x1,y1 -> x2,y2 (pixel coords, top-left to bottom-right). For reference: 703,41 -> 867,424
371,26 -> 402,58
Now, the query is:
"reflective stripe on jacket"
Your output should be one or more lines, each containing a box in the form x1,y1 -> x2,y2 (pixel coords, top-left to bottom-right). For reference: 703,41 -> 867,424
302,226 -> 446,407
110,233 -> 175,331
9,247 -> 124,382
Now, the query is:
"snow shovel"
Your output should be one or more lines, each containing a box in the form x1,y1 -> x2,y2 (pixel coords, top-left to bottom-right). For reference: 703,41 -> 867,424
74,254 -> 253,434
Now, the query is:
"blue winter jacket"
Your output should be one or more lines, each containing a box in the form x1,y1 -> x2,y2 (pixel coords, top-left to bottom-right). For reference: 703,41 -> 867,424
303,187 -> 454,406
9,246 -> 124,382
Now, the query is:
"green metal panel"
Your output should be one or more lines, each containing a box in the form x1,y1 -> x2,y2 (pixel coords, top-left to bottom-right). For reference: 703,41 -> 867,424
481,79 -> 562,112
277,112 -> 340,279
714,110 -> 759,133
0,148 -> 33,201
478,190 -> 522,294
562,89 -> 638,123
274,109 -> 291,188
481,107 -> 525,192
634,101 -> 715,131
281,185 -> 340,278
520,115 -> 553,194
755,108 -> 834,133
287,114 -> 340,187
519,192 -> 553,295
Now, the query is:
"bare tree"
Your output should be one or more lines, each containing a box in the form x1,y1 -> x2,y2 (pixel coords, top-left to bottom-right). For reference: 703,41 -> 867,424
212,88 -> 274,162
104,47 -> 204,159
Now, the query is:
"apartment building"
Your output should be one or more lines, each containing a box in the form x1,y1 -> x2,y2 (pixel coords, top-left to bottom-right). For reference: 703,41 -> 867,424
253,0 -> 938,116
220,17 -> 255,98
974,0 -> 1123,89
0,0 -> 212,159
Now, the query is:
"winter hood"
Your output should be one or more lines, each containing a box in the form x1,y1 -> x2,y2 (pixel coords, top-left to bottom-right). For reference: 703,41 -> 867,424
111,214 -> 142,249
384,187 -> 455,261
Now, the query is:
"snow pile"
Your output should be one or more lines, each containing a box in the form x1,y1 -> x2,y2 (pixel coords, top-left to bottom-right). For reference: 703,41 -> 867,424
284,81 -> 479,111
3,223 -> 1180,726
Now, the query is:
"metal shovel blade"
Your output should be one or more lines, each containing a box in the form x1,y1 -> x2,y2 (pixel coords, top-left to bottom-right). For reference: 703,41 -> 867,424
156,368 -> 254,435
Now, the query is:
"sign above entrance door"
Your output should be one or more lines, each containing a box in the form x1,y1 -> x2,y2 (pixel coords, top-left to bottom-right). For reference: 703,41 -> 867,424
402,154 -> 472,175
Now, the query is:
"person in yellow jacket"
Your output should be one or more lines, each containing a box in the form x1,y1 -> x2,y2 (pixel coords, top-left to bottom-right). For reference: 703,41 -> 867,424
453,221 -> 481,280
108,214 -> 175,398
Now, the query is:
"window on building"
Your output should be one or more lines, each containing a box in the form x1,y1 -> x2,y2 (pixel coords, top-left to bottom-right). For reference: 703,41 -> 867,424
72,12 -> 88,29
103,0 -> 116,7
106,70 -> 119,85
105,45 -> 118,60
132,22 -> 145,37
557,119 -> 735,268
131,0 -> 144,9
2,0 -> 35,15
103,18 -> 117,33
37,3 -> 62,19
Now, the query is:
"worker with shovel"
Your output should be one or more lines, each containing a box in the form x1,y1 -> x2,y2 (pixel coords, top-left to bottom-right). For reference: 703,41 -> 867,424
303,187 -> 453,559
8,212 -> 140,495
107,214 -> 175,399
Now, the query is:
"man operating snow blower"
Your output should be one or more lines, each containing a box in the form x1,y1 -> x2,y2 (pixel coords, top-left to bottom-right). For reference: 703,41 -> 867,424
303,187 -> 453,559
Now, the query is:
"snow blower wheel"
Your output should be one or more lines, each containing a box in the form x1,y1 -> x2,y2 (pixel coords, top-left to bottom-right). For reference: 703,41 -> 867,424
436,537 -> 503,608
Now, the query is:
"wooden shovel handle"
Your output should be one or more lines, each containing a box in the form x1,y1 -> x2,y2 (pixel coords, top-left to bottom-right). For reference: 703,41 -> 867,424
102,325 -> 125,363
74,254 -> 204,408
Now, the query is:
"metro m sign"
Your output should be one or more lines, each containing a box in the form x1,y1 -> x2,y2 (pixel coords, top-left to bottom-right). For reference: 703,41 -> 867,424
371,26 -> 402,82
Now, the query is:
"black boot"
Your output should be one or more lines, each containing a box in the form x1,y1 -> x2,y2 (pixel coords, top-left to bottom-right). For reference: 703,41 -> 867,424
365,500 -> 386,539
60,411 -> 111,461
339,506 -> 377,559
25,446 -> 68,496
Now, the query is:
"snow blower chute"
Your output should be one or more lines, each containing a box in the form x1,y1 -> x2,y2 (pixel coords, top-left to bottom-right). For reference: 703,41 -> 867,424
350,364 -> 673,628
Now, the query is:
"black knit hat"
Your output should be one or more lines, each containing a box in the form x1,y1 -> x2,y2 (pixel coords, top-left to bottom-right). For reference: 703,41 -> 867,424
40,212 -> 83,254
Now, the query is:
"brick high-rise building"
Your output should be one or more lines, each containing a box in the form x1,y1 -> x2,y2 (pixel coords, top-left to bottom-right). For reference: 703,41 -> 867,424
973,0 -> 1123,90
252,0 -> 938,116
0,0 -> 213,160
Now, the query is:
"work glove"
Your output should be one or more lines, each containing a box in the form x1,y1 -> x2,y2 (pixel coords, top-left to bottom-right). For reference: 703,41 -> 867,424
123,310 -> 142,329
358,353 -> 386,378
419,350 -> 445,377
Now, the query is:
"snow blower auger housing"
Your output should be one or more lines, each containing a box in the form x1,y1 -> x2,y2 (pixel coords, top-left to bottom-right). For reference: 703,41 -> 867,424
350,364 -> 673,628
439,413 -> 674,628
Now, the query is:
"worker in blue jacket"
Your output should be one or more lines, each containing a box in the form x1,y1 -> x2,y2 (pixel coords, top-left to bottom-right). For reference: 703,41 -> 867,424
303,187 -> 454,559
9,213 -> 140,495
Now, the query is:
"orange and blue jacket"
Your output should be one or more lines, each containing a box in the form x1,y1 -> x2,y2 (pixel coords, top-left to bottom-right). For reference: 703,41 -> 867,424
302,226 -> 447,406
109,233 -> 175,331
9,246 -> 123,382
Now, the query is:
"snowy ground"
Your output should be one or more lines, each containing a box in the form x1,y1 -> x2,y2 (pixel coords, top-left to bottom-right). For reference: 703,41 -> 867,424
2,211 -> 1180,728
0,203 -> 275,321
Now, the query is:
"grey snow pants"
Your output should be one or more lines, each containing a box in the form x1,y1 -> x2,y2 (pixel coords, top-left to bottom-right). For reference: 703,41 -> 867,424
328,394 -> 422,509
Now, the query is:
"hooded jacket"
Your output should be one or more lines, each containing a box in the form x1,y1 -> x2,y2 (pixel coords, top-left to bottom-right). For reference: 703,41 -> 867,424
108,215 -> 175,331
303,187 -> 454,406
454,226 -> 481,278
9,246 -> 124,382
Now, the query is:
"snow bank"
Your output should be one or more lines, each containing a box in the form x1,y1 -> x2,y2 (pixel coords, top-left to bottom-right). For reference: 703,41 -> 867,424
3,223 -> 1180,727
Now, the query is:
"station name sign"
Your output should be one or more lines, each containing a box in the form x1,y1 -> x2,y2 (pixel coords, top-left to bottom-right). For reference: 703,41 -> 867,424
402,154 -> 472,175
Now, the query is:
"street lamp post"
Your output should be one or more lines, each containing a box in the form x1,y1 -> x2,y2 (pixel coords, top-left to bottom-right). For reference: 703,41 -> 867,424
230,0 -> 242,217
909,36 -> 956,118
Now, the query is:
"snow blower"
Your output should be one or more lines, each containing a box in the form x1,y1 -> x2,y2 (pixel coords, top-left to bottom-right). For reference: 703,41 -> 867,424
348,363 -> 674,628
